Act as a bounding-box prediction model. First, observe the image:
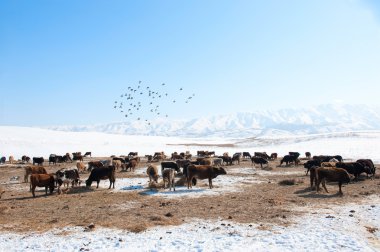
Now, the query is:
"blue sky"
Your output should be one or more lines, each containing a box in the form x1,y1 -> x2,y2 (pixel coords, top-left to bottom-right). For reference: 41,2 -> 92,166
1,0 -> 380,126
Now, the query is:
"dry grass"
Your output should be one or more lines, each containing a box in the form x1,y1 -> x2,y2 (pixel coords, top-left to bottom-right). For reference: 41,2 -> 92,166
278,179 -> 304,186
0,187 -> 4,199
279,179 -> 296,186
0,206 -> 9,214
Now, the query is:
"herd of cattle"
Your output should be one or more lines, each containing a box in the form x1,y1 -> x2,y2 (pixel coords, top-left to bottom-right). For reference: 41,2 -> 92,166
0,150 -> 376,198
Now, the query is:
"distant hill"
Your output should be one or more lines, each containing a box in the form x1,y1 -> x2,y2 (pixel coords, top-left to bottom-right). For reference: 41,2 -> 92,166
45,104 -> 380,138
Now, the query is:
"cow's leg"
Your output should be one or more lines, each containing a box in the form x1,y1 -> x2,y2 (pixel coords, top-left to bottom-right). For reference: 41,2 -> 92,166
97,180 -> 100,188
209,178 -> 213,189
338,182 -> 343,196
310,176 -> 313,189
45,186 -> 48,195
172,178 -> 175,191
316,178 -> 321,193
322,179 -> 329,193
32,186 -> 36,197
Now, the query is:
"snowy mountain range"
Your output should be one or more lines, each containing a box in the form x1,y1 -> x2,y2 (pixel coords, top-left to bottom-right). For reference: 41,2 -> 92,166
45,104 -> 380,138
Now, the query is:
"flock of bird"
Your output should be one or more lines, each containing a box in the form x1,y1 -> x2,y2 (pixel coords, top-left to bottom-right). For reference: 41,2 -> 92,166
113,81 -> 195,125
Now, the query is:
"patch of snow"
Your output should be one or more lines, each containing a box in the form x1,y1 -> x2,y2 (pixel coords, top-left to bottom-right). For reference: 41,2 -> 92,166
95,172 -> 262,199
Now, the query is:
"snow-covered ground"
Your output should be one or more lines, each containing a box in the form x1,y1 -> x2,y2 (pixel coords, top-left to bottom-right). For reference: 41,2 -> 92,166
1,126 -> 380,163
1,196 -> 379,251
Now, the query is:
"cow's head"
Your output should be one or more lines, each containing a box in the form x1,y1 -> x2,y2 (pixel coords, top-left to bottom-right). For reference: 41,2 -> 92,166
153,174 -> 159,183
213,167 -> 227,175
85,179 -> 92,187
347,174 -> 354,183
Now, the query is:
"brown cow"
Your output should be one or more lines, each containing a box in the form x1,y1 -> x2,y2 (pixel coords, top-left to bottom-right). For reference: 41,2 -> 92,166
30,174 -> 55,197
9,156 -> 15,164
112,159 -> 123,170
197,158 -> 213,166
88,161 -> 104,171
270,153 -> 278,160
146,165 -> 159,183
309,166 -> 318,189
125,159 -> 138,172
316,167 -> 350,196
321,162 -> 337,168
186,165 -> 227,189
76,162 -> 86,173
24,166 -> 47,183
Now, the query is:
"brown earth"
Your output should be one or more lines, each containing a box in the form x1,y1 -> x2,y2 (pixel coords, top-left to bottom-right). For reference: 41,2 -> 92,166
0,157 -> 379,233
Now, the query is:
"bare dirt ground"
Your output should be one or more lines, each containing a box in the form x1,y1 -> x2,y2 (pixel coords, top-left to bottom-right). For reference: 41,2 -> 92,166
0,157 -> 379,233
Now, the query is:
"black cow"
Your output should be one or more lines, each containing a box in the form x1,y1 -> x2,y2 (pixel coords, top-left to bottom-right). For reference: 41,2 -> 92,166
303,159 -> 321,175
243,152 -> 251,159
56,168 -> 80,191
84,152 -> 92,157
197,151 -> 206,157
33,157 -> 44,166
49,154 -> 58,165
86,166 -> 116,189
232,153 -> 242,165
356,159 -> 376,176
0,157 -> 6,164
254,152 -> 270,159
73,154 -> 83,162
305,152 -> 311,159
336,162 -> 365,181
289,152 -> 300,159
160,161 -> 180,174
128,152 -> 138,157
57,155 -> 71,163
280,155 -> 299,166
332,155 -> 343,162
251,157 -> 268,168
313,155 -> 343,162
55,155 -> 65,163
22,155 -> 31,163
219,156 -> 232,166
112,157 -> 126,164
